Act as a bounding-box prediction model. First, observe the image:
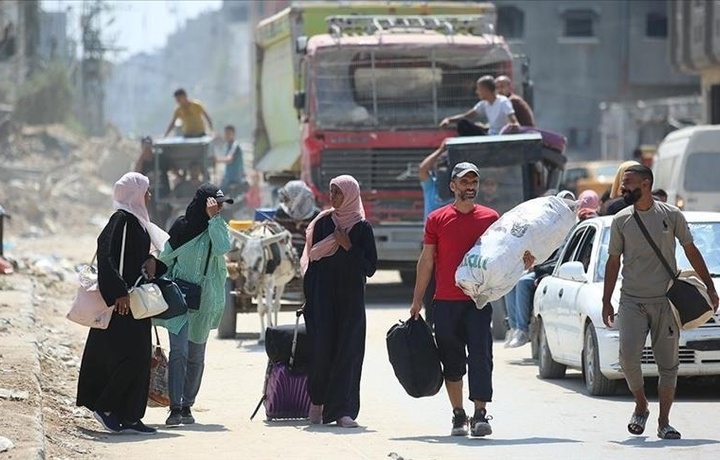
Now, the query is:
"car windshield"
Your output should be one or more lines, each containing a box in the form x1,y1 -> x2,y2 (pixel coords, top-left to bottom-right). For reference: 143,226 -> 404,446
596,221 -> 720,281
313,47 -> 511,129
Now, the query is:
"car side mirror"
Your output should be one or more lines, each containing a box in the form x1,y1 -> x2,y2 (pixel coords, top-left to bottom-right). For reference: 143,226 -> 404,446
293,91 -> 306,110
557,261 -> 587,282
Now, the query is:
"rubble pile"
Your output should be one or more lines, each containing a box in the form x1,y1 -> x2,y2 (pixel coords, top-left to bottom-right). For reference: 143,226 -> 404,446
0,124 -> 139,236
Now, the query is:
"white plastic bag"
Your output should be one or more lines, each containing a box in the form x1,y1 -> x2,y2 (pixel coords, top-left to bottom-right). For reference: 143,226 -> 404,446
455,196 -> 576,308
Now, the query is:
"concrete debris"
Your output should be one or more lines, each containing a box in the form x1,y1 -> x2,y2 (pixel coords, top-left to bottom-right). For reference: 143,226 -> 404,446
0,388 -> 30,401
0,436 -> 14,453
0,123 -> 137,237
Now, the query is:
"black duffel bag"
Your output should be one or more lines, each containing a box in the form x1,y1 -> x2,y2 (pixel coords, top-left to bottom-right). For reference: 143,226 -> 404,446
386,315 -> 443,398
265,322 -> 310,368
153,277 -> 188,320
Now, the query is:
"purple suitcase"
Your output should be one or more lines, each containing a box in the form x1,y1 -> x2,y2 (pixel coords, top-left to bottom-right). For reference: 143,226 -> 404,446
251,310 -> 311,421
500,126 -> 567,153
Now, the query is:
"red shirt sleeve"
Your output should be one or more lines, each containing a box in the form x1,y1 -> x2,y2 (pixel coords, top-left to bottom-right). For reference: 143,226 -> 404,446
424,213 -> 439,245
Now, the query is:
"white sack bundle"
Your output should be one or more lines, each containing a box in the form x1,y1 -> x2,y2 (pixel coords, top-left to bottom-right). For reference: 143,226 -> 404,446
455,196 -> 576,308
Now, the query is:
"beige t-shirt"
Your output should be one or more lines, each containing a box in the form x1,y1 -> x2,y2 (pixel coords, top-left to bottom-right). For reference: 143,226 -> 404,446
609,201 -> 693,299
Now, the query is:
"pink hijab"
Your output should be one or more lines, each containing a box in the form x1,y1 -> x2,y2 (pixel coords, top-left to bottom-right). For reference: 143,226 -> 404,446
301,175 -> 365,273
112,172 -> 169,252
578,190 -> 600,212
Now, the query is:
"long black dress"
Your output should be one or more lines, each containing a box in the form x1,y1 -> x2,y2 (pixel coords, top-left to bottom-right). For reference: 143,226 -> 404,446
76,210 -> 167,423
303,215 -> 377,423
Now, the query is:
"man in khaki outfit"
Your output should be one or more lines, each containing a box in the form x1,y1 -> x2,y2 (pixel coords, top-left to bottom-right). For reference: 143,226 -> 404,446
602,165 -> 718,440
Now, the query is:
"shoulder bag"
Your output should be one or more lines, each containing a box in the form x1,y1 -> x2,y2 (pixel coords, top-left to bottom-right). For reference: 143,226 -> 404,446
67,251 -> 114,329
174,242 -> 212,310
121,225 -> 169,320
633,211 -> 714,330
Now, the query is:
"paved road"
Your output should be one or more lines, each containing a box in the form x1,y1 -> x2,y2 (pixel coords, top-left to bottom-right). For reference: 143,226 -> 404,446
85,271 -> 720,460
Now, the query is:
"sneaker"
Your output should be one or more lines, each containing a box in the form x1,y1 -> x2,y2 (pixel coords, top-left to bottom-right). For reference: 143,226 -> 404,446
470,409 -> 493,437
508,330 -> 530,348
121,420 -> 157,435
451,408 -> 469,436
165,408 -> 182,427
504,329 -> 517,348
180,406 -> 195,425
93,411 -> 122,433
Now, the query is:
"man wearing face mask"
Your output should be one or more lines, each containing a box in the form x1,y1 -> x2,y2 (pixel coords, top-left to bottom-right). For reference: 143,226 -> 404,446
602,165 -> 719,440
410,162 -> 534,438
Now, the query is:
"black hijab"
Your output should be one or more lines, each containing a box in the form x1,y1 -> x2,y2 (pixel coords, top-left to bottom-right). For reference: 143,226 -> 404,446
168,182 -> 234,249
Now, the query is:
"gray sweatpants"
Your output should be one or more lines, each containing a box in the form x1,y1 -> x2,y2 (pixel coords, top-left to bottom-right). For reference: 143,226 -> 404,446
617,297 -> 679,392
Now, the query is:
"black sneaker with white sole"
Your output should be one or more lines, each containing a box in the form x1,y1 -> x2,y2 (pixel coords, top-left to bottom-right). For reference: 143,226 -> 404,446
93,411 -> 122,433
121,420 -> 157,435
451,408 -> 469,436
470,409 -> 493,437
180,406 -> 195,425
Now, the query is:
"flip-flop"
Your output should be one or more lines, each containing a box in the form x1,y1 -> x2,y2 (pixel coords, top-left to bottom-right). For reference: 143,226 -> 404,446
627,410 -> 650,435
657,425 -> 682,440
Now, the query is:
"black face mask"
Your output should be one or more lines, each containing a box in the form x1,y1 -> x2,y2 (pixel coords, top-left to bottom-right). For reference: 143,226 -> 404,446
623,188 -> 642,205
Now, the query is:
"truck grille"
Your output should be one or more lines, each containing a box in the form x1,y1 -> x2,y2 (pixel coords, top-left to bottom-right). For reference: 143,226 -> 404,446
320,149 -> 429,190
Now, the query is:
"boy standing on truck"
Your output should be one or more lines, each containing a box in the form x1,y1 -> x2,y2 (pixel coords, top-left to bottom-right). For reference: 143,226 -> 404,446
164,88 -> 213,138
440,75 -> 520,136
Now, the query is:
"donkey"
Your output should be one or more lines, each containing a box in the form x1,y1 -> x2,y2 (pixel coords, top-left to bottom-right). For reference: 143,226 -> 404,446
228,222 -> 299,342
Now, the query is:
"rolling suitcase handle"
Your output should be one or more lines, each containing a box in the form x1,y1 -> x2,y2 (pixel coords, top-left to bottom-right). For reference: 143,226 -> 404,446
289,307 -> 304,370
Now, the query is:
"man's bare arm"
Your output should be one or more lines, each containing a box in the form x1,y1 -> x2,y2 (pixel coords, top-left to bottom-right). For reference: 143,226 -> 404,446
418,140 -> 448,181
164,116 -> 177,137
410,244 -> 436,318
602,254 -> 621,327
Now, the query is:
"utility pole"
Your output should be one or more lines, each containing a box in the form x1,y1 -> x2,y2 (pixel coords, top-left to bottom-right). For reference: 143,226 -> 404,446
79,0 -> 116,136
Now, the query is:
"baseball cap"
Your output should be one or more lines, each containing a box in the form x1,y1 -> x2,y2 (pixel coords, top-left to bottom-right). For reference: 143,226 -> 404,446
451,162 -> 480,180
199,182 -> 235,204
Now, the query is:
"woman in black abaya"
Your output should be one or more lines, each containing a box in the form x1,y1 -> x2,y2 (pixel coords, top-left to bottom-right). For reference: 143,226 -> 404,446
76,172 -> 169,434
301,175 -> 377,428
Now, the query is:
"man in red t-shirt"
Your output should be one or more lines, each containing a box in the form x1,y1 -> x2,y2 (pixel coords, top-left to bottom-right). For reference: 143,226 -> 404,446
410,162 -> 533,438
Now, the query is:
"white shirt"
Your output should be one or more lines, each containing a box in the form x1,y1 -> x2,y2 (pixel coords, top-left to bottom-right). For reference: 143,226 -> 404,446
473,95 -> 515,134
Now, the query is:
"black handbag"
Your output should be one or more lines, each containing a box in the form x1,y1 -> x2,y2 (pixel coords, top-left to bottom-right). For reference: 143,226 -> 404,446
174,242 -> 212,311
633,212 -> 714,329
386,315 -> 443,398
153,277 -> 188,320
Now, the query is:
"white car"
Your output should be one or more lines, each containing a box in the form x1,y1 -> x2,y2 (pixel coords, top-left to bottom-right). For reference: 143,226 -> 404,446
533,212 -> 720,396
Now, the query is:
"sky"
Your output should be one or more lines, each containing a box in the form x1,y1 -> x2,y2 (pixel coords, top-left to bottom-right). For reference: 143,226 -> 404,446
41,0 -> 223,61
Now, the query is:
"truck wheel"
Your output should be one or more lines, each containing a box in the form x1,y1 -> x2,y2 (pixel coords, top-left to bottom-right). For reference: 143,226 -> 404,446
491,296 -> 508,340
583,325 -> 617,396
400,270 -> 416,287
217,279 -> 237,339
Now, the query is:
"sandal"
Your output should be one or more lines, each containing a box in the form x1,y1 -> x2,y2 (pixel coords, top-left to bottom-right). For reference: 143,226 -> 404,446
627,410 -> 650,435
657,425 -> 682,440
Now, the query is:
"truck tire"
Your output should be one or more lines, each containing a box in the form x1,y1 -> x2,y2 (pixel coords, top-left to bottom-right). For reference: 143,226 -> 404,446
217,279 -> 237,339
400,270 -> 416,287
491,296 -> 508,340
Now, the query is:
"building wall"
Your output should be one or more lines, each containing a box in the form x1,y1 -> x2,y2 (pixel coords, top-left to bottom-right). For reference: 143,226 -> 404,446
0,0 -> 26,103
38,10 -> 72,63
669,0 -> 720,124
494,0 -> 697,159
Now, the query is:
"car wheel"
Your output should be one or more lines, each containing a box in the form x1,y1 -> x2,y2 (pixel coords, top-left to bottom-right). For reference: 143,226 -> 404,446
538,319 -> 566,379
530,316 -> 540,360
583,325 -> 617,396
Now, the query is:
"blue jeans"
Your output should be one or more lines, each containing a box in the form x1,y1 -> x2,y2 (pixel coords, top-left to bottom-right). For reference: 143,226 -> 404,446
168,323 -> 207,410
505,272 -> 536,333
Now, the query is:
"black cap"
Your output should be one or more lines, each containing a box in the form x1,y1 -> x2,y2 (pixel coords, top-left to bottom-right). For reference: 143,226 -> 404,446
141,135 -> 153,145
451,162 -> 480,180
199,183 -> 235,204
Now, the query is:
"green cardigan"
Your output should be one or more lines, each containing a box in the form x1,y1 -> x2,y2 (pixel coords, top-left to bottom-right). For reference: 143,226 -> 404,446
153,215 -> 232,343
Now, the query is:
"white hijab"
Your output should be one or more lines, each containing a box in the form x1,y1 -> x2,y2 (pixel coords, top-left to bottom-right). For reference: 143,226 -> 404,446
112,172 -> 169,252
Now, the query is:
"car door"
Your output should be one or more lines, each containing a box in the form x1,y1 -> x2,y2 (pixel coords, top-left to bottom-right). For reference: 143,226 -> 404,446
537,227 -> 587,359
554,226 -> 597,365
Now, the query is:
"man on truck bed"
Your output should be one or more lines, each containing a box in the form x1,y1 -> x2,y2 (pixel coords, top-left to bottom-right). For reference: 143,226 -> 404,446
495,75 -> 535,128
164,88 -> 213,138
440,75 -> 520,136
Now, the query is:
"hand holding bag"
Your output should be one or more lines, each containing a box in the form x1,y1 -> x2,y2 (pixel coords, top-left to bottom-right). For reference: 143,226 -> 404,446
129,276 -> 169,319
633,212 -> 714,330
